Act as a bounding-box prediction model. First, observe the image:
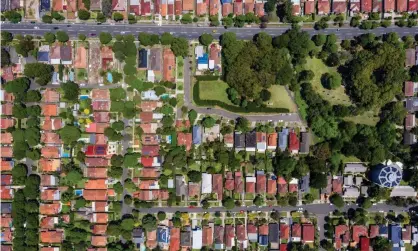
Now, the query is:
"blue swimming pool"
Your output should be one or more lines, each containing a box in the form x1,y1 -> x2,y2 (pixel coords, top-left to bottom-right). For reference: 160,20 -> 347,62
161,94 -> 169,100
62,153 -> 70,158
80,95 -> 89,100
107,72 -> 113,83
74,190 -> 83,196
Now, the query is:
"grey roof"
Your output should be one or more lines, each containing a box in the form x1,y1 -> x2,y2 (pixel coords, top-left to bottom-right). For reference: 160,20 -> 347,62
320,175 -> 332,195
406,97 -> 418,113
360,186 -> 368,196
234,132 -> 245,148
299,173 -> 310,193
1,203 -> 12,214
132,228 -> 143,238
192,125 -> 202,145
343,187 -> 360,197
299,132 -> 310,154
61,45 -> 72,61
180,230 -> 192,246
214,225 -> 224,244
6,47 -> 19,64
149,48 -> 162,71
344,175 -> 353,186
390,186 -> 417,197
1,0 -> 10,11
245,131 -> 257,148
138,48 -> 148,68
23,55 -> 36,64
268,223 -> 279,243
404,131 -> 417,145
344,163 -> 367,173
175,175 -> 187,197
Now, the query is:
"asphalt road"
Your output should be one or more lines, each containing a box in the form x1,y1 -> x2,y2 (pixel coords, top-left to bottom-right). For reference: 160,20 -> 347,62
3,22 -> 418,40
137,202 -> 409,214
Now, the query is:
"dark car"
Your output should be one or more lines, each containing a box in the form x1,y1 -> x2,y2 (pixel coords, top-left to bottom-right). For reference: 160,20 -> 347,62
67,25 -> 71,27
90,33 -> 97,36
30,21 -> 36,24
53,27 -> 59,29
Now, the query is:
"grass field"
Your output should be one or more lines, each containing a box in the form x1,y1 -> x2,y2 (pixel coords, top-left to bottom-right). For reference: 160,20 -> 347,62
199,80 -> 296,111
305,57 -> 352,106
344,110 -> 379,126
198,80 -> 234,105
268,85 -> 297,112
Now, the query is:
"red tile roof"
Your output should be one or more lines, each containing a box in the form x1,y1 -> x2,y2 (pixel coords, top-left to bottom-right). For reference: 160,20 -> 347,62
169,227 -> 180,251
369,225 -> 379,238
175,0 -> 182,14
385,0 -> 395,11
246,178 -> 255,193
40,230 -> 63,243
92,101 -> 110,111
352,225 -> 368,243
177,132 -> 192,151
41,189 -> 60,201
92,236 -> 107,246
259,224 -> 268,235
39,158 -> 61,172
235,172 -> 244,193
0,118 -> 14,129
305,0 -> 315,14
373,0 -> 382,11
163,48 -> 175,82
332,176 -> 343,194
405,81 -> 415,96
41,132 -> 62,144
291,224 -> 301,238
85,158 -> 110,167
86,168 -> 108,178
196,2 -> 207,15
236,224 -> 246,241
288,131 -> 300,152
409,0 -> 418,11
397,0 -> 408,11
40,202 -> 61,215
256,174 -> 266,193
302,224 -> 315,243
1,161 -> 13,171
93,112 -> 110,123
42,104 -> 58,116
92,89 -> 110,100
244,2 -> 254,13
360,237 -> 369,251
0,132 -> 12,144
362,0 -> 372,11
1,175 -> 11,186
142,145 -> 160,157
141,0 -> 151,15
203,226 -> 213,246
209,0 -> 219,15
318,0 -> 330,14
332,1 -> 346,13
0,186 -> 12,200
280,224 -> 289,239
141,101 -> 161,112
255,2 -> 264,16
40,216 -> 58,229
212,174 -> 223,200
83,190 -> 108,201
1,104 -> 12,116
403,225 -> 412,241
42,118 -> 62,131
85,179 -> 108,189
188,182 -> 200,198
183,0 -> 193,10
234,2 -> 243,14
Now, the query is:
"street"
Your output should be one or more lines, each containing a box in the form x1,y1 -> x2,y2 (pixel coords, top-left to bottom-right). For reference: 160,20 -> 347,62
2,22 -> 418,40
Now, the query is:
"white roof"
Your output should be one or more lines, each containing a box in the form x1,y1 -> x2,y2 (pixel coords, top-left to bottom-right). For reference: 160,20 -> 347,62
390,186 -> 417,197
344,163 -> 367,173
201,173 -> 212,194
343,187 -> 360,197
198,63 -> 209,70
246,176 -> 256,183
192,229 -> 203,249
195,46 -> 204,58
153,113 -> 164,120
141,90 -> 159,100
209,60 -> 215,70
289,178 -> 299,184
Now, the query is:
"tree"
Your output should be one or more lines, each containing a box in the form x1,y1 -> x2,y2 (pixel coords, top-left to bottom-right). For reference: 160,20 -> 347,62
111,121 -> 125,131
371,237 -> 392,251
180,13 -> 193,24
360,197 -> 372,209
113,182 -> 123,194
4,10 -> 22,23
61,81 -> 80,102
171,37 -> 189,57
288,196 -> 298,206
128,14 -> 137,24
74,197 -> 86,209
56,31 -> 69,42
102,0 -> 112,17
78,9 -> 91,20
188,109 -> 198,124
121,217 -> 135,231
329,194 -> 345,208
113,12 -> 124,21
24,63 -> 54,86
380,101 -> 407,125
99,32 -> 112,44
1,31 -> 13,43
66,170 -> 83,186
201,116 -> 216,128
123,153 -> 141,168
312,34 -> 326,46
321,72 -> 342,90
309,172 -> 328,189
253,195 -> 264,206
12,103 -> 27,119
264,0 -> 276,12
199,33 -> 214,46
0,48 -> 10,67
160,32 -> 174,45
157,211 -> 166,221
12,164 -> 27,185
25,90 -> 41,102
124,194 -> 133,204
59,125 -> 81,145
260,89 -> 271,101
15,36 -> 35,57
108,166 -> 123,179
42,14 -> 53,23
222,196 -> 235,209
96,12 -> 106,22
236,117 -> 250,132
142,214 -> 158,231
188,170 -> 201,182
43,32 -> 56,44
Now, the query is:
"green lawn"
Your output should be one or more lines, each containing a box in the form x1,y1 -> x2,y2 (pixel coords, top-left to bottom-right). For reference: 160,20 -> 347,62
268,85 -> 297,112
305,57 -> 352,106
344,109 -> 379,126
199,80 -> 234,105
177,56 -> 184,79
76,68 -> 88,82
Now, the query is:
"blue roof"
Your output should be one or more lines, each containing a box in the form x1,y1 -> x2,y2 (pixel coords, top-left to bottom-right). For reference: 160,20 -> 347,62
389,225 -> 401,244
278,132 -> 288,150
192,125 -> 202,144
258,235 -> 268,245
40,0 -> 50,10
197,54 -> 209,64
37,51 -> 49,62
379,225 -> 388,235
157,227 -> 169,243
222,0 -> 232,3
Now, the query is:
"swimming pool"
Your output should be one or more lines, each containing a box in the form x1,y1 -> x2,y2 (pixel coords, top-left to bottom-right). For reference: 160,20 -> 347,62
161,94 -> 169,100
62,153 -> 70,158
74,189 -> 83,196
80,95 -> 89,100
107,72 -> 113,83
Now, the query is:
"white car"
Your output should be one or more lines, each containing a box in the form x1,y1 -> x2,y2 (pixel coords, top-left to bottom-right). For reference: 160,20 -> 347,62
34,26 -> 39,29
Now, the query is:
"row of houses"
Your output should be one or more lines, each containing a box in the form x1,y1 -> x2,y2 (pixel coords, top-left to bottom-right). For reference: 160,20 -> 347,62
138,47 -> 176,83
137,221 -> 316,250
292,0 -> 418,16
334,224 -> 417,250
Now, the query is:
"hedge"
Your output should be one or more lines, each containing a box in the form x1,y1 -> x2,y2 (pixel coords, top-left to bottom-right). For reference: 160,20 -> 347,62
193,81 -> 290,113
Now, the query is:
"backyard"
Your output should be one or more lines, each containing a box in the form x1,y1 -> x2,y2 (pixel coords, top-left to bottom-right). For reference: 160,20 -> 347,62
268,85 -> 297,112
305,57 -> 351,106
